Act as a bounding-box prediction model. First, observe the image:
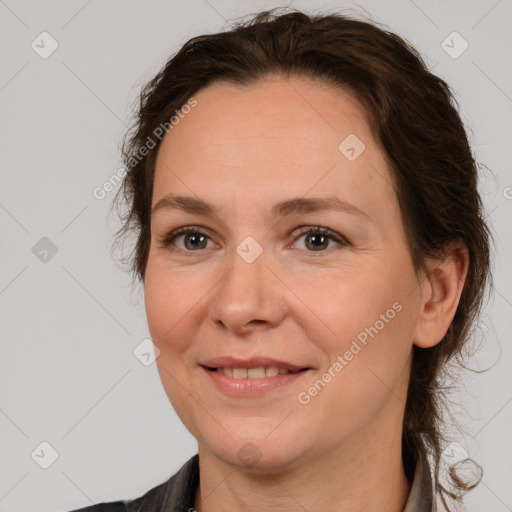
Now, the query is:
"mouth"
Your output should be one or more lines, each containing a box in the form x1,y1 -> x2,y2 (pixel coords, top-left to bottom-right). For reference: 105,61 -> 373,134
200,357 -> 312,397
203,366 -> 309,379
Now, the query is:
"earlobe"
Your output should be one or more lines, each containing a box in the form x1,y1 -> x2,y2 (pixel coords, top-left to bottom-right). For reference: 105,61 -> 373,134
413,242 -> 469,349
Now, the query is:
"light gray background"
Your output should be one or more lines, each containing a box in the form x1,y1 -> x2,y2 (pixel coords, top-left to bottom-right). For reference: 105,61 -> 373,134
0,1 -> 511,511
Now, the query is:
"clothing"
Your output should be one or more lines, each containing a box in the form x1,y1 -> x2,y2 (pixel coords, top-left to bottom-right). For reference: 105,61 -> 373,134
68,448 -> 435,512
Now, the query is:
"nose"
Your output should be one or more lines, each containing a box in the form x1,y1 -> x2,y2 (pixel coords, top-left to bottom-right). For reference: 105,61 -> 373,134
208,250 -> 289,335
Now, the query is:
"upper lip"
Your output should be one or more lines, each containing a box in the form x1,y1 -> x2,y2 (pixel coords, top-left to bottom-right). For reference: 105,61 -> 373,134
201,356 -> 309,372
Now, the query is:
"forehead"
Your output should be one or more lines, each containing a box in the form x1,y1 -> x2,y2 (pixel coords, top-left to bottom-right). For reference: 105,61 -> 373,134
153,75 -> 397,222
157,75 -> 374,167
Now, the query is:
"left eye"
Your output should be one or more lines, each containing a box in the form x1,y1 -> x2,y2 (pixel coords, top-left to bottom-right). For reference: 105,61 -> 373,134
160,226 -> 349,253
291,226 -> 349,252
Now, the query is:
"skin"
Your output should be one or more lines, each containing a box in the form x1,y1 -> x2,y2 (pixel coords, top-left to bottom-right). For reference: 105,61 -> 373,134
144,75 -> 469,511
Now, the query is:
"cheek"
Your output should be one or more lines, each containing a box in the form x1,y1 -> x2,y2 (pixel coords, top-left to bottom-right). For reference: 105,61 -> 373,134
302,266 -> 400,344
302,258 -> 416,393
302,292 -> 414,440
144,262 -> 195,354
144,277 -> 171,344
315,271 -> 415,383
145,266 -> 203,425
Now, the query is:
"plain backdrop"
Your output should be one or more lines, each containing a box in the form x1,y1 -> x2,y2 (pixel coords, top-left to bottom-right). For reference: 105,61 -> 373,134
0,1 -> 511,511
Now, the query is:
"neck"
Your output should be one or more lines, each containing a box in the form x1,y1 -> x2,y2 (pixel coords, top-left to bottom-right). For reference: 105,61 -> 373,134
194,423 -> 411,512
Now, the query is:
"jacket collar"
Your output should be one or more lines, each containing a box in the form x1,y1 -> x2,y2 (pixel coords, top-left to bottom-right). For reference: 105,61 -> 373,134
403,445 -> 435,511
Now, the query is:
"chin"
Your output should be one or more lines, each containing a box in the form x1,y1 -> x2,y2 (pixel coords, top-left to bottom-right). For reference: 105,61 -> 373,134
198,420 -> 313,473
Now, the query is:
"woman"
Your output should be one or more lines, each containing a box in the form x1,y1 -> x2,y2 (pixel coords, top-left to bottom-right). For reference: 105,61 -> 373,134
72,8 -> 492,512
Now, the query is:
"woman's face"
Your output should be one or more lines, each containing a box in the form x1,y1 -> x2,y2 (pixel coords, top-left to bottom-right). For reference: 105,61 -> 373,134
145,76 -> 425,471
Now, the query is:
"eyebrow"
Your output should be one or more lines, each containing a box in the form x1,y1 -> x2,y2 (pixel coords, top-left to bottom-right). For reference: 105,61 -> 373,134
151,194 -> 371,221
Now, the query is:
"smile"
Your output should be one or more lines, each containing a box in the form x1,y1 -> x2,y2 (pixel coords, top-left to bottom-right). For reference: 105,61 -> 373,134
201,365 -> 310,397
213,367 -> 296,378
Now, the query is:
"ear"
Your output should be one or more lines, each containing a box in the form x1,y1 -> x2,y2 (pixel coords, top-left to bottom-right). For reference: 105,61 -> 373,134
413,241 -> 469,348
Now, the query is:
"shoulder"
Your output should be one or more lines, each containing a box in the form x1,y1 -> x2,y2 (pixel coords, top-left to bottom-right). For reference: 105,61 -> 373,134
66,495 -> 146,512
66,454 -> 199,512
66,482 -> 167,512
67,503 -> 130,512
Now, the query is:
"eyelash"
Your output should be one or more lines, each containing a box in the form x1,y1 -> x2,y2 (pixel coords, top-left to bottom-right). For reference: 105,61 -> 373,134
159,225 -> 350,255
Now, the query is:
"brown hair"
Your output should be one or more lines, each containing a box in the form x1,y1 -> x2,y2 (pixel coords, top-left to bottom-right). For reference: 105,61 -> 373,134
112,7 -> 493,508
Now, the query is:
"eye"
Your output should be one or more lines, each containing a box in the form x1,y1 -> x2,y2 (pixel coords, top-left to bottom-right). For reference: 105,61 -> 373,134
159,225 -> 350,254
160,226 -> 216,252
291,226 -> 350,252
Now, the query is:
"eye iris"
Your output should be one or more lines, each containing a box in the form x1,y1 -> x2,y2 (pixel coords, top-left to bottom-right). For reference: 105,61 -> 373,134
184,233 -> 207,250
306,233 -> 328,251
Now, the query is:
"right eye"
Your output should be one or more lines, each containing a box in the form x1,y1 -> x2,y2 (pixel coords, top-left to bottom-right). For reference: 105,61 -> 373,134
160,226 -> 216,253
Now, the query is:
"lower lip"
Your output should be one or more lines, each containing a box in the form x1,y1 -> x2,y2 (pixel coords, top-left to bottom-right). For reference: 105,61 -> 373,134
202,367 -> 309,397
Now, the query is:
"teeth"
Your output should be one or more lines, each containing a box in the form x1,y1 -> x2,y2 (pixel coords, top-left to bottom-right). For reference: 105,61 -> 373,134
218,366 -> 291,379
232,368 -> 248,379
248,367 -> 266,379
265,367 -> 279,377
